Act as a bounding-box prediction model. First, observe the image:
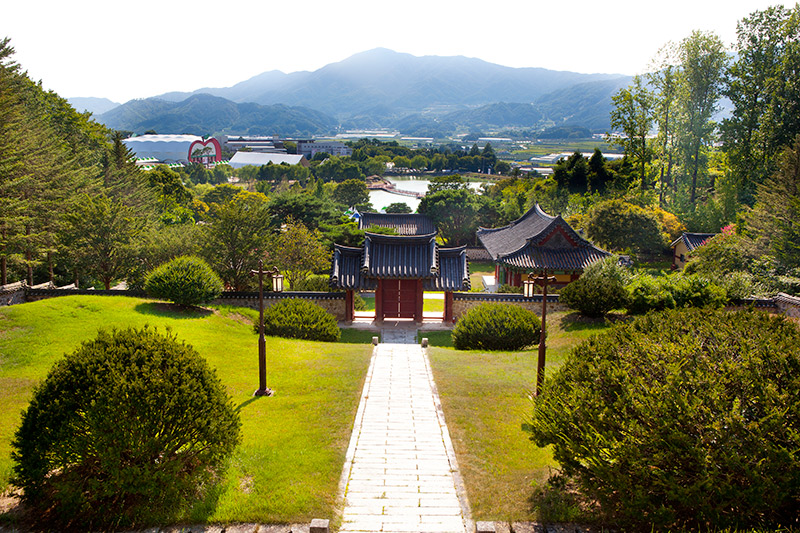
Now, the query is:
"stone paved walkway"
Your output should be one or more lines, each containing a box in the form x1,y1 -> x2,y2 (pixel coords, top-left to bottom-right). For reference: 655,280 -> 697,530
338,342 -> 471,533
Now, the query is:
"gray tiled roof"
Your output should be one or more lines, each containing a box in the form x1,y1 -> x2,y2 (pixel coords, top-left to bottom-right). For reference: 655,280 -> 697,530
359,213 -> 437,235
362,233 -> 438,278
329,236 -> 470,291
477,205 -> 609,271
671,232 -> 717,252
424,246 -> 471,291
330,245 -> 377,290
476,205 -> 555,260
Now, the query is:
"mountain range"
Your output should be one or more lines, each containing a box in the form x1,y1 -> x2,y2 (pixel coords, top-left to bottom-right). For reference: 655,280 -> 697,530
83,48 -> 633,137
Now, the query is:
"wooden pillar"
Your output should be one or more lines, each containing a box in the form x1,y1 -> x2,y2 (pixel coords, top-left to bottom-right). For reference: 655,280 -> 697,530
375,281 -> 383,324
345,289 -> 355,322
415,279 -> 424,324
444,292 -> 454,323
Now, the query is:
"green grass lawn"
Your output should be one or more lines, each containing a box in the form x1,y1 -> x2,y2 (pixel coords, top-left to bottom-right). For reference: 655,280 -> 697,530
427,311 -> 616,522
0,295 -> 373,525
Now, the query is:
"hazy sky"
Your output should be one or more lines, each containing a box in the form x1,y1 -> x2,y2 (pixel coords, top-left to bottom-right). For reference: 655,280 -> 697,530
2,0 -> 796,103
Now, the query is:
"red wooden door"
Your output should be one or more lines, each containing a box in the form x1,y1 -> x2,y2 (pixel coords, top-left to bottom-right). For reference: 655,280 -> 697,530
381,279 -> 418,319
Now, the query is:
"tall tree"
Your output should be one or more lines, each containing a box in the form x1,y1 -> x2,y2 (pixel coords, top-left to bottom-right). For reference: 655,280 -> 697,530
648,44 -> 681,206
62,194 -> 144,289
271,219 -> 329,290
200,191 -> 273,291
418,188 -> 479,246
677,31 -> 727,205
609,76 -> 655,190
747,134 -> 800,268
722,4 -> 800,203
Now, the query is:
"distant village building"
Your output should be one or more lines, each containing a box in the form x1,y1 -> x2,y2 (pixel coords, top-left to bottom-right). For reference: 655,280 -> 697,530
123,134 -> 222,166
228,152 -> 309,169
221,135 -> 286,154
670,232 -> 717,269
477,205 -> 610,287
330,213 -> 469,323
296,140 -> 353,159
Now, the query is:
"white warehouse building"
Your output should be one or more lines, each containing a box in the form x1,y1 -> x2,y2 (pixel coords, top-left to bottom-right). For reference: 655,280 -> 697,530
123,134 -> 205,164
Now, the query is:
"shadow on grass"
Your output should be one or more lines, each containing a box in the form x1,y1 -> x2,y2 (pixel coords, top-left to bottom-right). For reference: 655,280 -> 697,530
235,396 -> 261,413
339,329 -> 378,344
528,472 -> 592,524
134,302 -> 214,320
559,311 -> 629,333
422,330 -> 453,348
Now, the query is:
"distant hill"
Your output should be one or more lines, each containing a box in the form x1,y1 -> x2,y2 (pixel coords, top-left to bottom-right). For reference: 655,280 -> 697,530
91,49 -> 633,135
68,97 -> 120,115
97,94 -> 338,137
153,48 -> 628,121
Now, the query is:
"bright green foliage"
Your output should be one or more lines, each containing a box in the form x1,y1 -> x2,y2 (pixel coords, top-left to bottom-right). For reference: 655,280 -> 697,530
332,178 -> 372,211
585,199 -> 666,255
608,75 -> 655,190
627,273 -> 727,314
384,202 -> 412,214
11,326 -> 241,530
418,188 -> 480,246
558,256 -> 630,317
258,298 -> 340,342
452,303 -> 540,351
526,308 -> 800,529
145,255 -> 223,307
272,219 -> 330,290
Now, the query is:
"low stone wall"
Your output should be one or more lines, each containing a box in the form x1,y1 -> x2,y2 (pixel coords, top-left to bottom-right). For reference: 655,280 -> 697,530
213,291 -> 347,321
775,292 -> 800,319
0,281 -> 27,307
452,292 -> 565,321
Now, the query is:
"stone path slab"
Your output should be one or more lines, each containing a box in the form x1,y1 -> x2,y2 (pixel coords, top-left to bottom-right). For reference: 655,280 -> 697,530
339,343 -> 470,533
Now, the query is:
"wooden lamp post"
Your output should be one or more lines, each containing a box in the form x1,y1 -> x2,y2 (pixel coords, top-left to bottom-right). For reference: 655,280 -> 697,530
524,269 -> 556,397
250,260 -> 283,397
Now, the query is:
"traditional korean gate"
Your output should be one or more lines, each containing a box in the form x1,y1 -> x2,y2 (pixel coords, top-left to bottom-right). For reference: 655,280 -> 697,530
380,279 -> 420,320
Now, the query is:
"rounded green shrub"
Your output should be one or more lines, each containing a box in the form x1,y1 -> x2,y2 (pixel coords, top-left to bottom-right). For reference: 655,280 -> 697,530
627,273 -> 726,314
11,326 -> 241,530
452,302 -> 541,351
144,255 -> 223,307
256,298 -> 340,342
526,308 -> 800,530
559,256 -> 630,317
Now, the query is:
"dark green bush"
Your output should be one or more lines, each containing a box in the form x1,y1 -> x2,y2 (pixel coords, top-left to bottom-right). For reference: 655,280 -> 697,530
627,273 -> 726,314
256,298 -> 340,342
526,308 -> 800,530
144,255 -> 223,307
452,303 -> 540,351
353,293 -> 367,311
497,283 -> 523,294
11,327 -> 241,530
559,256 -> 630,317
627,274 -> 675,314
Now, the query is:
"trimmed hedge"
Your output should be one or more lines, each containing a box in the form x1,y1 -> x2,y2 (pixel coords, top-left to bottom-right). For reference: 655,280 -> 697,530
559,256 -> 629,317
255,298 -> 340,342
452,302 -> 540,351
144,255 -> 223,307
627,273 -> 726,314
526,308 -> 800,529
11,327 -> 241,530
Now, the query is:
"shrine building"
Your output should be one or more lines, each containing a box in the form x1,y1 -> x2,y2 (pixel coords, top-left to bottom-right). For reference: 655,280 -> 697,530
329,213 -> 470,323
477,204 -> 610,287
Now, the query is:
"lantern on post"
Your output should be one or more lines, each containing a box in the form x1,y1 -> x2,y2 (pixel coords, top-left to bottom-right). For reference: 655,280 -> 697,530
525,269 -> 556,397
250,261 -> 283,397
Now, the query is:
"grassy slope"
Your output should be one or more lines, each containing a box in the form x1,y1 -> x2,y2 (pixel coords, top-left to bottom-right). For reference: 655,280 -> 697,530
427,311 -> 615,521
0,295 -> 373,524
